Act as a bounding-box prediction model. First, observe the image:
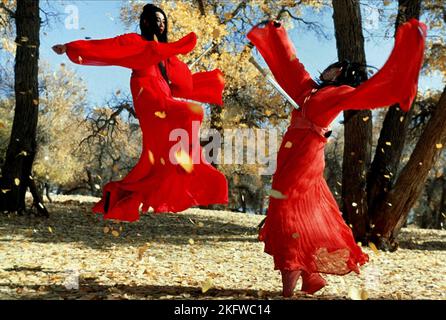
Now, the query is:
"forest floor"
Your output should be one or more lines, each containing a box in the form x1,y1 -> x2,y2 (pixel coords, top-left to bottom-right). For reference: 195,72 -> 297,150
0,195 -> 445,300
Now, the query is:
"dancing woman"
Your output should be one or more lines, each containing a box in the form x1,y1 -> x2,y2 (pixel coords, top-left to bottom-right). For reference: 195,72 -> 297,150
247,18 -> 426,297
52,4 -> 228,221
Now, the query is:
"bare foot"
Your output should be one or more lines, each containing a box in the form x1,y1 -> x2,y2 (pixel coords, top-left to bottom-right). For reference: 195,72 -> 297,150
281,270 -> 301,297
301,271 -> 326,295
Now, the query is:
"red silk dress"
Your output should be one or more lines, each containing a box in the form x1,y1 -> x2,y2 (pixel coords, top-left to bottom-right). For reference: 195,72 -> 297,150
247,19 -> 426,274
65,32 -> 228,222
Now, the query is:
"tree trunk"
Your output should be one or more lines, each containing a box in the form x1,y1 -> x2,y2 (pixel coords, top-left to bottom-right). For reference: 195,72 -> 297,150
368,0 -> 421,230
0,0 -> 48,216
371,86 -> 446,250
332,0 -> 371,242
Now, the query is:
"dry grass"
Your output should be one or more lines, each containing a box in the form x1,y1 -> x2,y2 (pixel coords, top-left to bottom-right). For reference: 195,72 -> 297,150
0,195 -> 444,300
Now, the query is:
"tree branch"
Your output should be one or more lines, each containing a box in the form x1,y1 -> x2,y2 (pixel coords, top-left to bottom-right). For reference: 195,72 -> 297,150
0,2 -> 15,19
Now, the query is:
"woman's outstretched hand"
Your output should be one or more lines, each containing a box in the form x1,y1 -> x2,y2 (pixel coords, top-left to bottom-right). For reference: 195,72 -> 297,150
52,44 -> 67,55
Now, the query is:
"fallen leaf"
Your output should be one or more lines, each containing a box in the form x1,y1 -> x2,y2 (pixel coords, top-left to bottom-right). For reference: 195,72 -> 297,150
348,287 -> 368,300
201,278 -> 213,293
137,244 -> 149,261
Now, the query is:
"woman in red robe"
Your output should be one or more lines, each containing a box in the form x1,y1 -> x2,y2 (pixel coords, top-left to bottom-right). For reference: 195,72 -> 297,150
52,4 -> 228,222
247,18 -> 426,297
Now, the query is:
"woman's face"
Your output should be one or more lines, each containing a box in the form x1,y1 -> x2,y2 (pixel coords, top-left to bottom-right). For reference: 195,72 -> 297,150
155,11 -> 166,34
321,66 -> 343,82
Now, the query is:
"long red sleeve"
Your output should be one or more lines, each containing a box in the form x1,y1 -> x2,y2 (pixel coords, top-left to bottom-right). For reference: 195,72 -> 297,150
247,21 -> 316,107
334,19 -> 427,113
65,32 -> 197,70
167,56 -> 225,106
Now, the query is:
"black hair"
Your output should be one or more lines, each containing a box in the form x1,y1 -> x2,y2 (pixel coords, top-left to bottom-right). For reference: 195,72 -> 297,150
140,3 -> 170,83
139,3 -> 168,42
316,59 -> 375,89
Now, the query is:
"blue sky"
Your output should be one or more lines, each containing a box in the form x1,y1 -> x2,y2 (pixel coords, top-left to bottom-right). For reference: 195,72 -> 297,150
38,0 -> 444,108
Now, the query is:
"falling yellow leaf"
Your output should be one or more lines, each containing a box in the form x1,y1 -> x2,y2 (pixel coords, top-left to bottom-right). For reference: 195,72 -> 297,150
175,149 -> 193,173
148,150 -> 155,165
269,189 -> 287,199
387,202 -> 393,207
154,111 -> 167,119
400,116 -> 404,122
103,227 -> 110,234
137,87 -> 144,99
265,110 -> 272,116
436,143 -> 443,149
78,56 -> 83,64
368,242 -> 379,254
381,148 -> 385,153
112,230 -> 119,237
362,116 -> 369,122
284,141 -> 293,149
16,151 -> 27,157
14,178 -> 20,186
1,189 -> 11,194
48,227 -> 53,233
352,202 -> 358,207
201,278 -> 213,293
385,141 -> 392,146
32,99 -> 38,106
160,158 -> 165,165
188,102 -> 203,114
188,239 -> 195,245
384,175 -> 390,179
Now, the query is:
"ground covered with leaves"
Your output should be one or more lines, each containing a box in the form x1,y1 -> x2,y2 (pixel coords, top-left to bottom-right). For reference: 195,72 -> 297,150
0,195 -> 445,300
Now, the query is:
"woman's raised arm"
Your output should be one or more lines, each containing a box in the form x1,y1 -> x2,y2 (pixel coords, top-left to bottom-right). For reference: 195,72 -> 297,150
61,32 -> 197,70
333,19 -> 427,113
247,21 -> 316,107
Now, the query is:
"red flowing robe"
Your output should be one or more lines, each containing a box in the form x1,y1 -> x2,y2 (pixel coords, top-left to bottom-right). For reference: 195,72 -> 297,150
247,19 -> 426,274
65,32 -> 228,222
